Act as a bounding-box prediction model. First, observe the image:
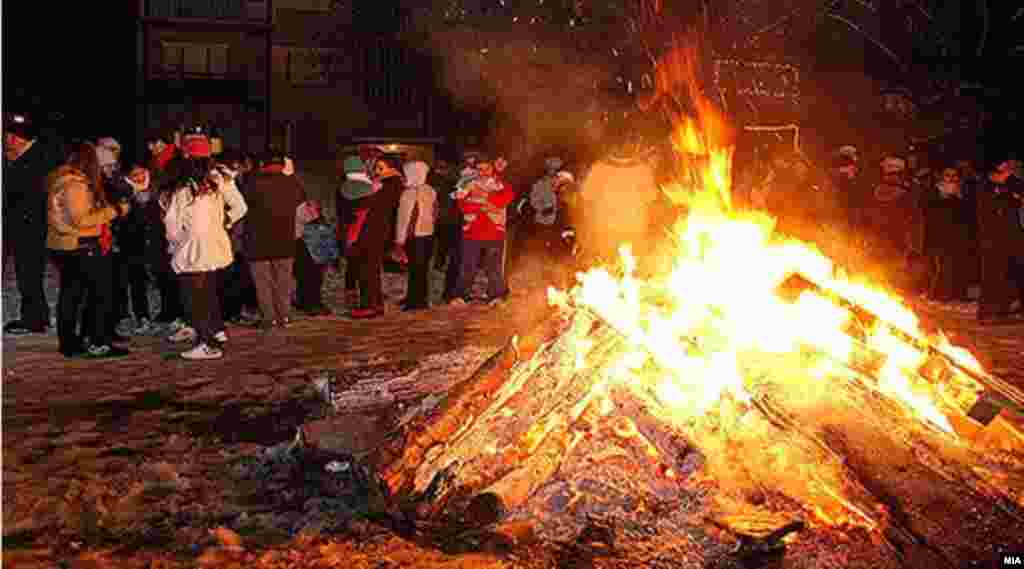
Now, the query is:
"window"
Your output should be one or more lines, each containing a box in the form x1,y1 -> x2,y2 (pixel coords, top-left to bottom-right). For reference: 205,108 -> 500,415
286,47 -> 349,86
161,42 -> 230,78
147,0 -> 247,19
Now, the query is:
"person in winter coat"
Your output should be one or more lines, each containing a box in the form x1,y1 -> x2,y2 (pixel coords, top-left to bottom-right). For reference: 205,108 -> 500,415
975,154 -> 1024,324
392,160 -> 437,311
293,196 -> 331,316
146,130 -> 187,326
428,159 -> 458,272
922,166 -> 972,302
865,156 -> 919,285
109,164 -> 159,334
336,155 -> 376,309
47,163 -> 132,358
3,111 -> 66,335
162,156 -> 247,359
348,155 -> 405,318
451,157 -> 516,306
242,150 -> 304,328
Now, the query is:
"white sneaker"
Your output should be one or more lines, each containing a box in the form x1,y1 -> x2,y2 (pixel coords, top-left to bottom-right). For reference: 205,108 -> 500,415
213,330 -> 228,343
168,326 -> 197,343
181,343 -> 223,360
116,318 -> 136,337
133,318 -> 158,336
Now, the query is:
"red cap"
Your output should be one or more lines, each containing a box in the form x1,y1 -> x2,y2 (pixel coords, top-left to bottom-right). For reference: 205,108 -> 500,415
182,135 -> 211,158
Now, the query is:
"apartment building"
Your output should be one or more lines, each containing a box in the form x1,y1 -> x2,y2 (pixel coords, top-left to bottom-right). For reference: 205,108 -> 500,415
138,0 -> 454,161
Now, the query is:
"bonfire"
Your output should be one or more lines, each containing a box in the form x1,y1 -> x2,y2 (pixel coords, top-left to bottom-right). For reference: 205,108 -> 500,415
373,44 -> 1024,566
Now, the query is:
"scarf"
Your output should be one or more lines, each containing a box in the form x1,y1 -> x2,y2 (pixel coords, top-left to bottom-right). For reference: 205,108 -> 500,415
154,143 -> 177,171
341,173 -> 376,200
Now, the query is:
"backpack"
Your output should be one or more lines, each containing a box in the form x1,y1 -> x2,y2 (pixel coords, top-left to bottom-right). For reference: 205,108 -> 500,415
303,218 -> 341,264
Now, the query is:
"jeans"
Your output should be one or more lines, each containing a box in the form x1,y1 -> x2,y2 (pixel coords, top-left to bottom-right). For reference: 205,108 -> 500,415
153,261 -> 185,322
221,255 -> 257,321
293,238 -> 326,310
52,246 -> 114,351
454,239 -> 508,300
10,222 -> 50,328
249,258 -> 295,322
404,236 -> 434,307
117,254 -> 151,321
443,224 -> 464,300
351,248 -> 384,309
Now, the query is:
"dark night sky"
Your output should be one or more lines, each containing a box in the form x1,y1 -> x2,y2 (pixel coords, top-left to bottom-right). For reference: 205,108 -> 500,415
3,1 -> 139,154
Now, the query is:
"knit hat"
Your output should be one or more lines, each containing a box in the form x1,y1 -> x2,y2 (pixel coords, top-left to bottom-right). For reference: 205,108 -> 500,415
182,126 -> 212,158
343,155 -> 366,175
96,145 -> 118,168
4,112 -> 39,140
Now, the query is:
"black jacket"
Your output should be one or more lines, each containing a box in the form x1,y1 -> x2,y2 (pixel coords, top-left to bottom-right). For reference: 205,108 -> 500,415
351,176 -> 403,256
2,137 -> 65,229
976,179 -> 1024,251
108,177 -> 152,258
242,169 -> 305,260
923,187 -> 971,254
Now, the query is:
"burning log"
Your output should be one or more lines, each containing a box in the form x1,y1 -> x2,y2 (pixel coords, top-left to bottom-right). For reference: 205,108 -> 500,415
778,271 -> 1024,412
371,306 -> 1024,566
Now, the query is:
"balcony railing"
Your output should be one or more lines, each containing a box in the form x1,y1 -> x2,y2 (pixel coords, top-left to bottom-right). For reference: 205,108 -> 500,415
144,0 -> 268,23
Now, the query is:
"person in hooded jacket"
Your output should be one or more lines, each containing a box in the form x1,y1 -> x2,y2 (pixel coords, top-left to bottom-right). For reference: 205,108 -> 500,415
3,111 -> 66,335
162,154 -> 247,359
392,160 -> 437,311
337,155 -> 376,310
451,157 -> 516,306
348,154 -> 405,318
146,130 -> 189,327
975,154 -> 1024,324
110,164 -> 159,334
293,195 -> 331,316
47,158 -> 132,358
922,166 -> 972,303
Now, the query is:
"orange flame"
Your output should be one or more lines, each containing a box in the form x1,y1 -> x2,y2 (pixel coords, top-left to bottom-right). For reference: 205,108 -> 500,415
553,41 -> 990,528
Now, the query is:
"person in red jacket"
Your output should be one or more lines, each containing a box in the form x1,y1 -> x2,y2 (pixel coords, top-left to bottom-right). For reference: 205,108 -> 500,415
450,157 -> 516,306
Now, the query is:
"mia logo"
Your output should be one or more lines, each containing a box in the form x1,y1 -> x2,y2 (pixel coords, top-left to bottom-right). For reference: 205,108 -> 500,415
1002,553 -> 1024,567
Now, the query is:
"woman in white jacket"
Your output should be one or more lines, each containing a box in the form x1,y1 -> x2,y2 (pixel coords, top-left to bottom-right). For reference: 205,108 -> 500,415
392,160 -> 437,311
162,157 -> 247,360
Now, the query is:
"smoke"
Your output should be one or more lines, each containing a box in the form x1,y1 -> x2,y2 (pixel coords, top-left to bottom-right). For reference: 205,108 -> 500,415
576,160 -> 667,266
419,28 -> 621,159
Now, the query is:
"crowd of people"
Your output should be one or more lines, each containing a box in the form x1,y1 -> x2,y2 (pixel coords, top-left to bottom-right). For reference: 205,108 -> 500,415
7,106 -> 1021,367
746,143 -> 1024,324
2,111 -> 585,361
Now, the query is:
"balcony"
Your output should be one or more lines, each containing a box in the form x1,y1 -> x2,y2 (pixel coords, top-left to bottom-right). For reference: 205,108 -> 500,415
143,0 -> 270,25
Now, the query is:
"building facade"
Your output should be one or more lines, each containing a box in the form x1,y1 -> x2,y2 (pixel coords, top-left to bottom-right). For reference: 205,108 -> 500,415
137,0 -> 456,162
